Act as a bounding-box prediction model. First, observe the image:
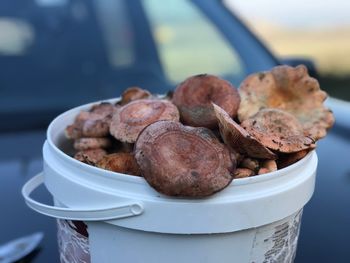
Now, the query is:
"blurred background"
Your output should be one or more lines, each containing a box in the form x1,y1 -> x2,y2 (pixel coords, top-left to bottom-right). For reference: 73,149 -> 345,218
227,0 -> 350,101
0,0 -> 349,263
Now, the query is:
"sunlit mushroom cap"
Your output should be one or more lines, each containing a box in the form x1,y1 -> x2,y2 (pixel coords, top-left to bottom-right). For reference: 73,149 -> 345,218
238,65 -> 334,140
134,120 -> 236,197
110,99 -> 180,143
241,108 -> 315,153
212,103 -> 276,159
172,74 -> 240,128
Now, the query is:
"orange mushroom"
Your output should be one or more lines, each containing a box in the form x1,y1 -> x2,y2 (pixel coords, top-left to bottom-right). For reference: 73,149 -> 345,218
74,148 -> 107,165
241,108 -> 315,153
234,168 -> 255,178
110,99 -> 180,143
97,153 -> 141,176
172,74 -> 240,128
240,158 -> 260,172
238,65 -> 334,140
258,160 -> 277,175
134,120 -> 236,197
65,102 -> 117,139
212,103 -> 276,159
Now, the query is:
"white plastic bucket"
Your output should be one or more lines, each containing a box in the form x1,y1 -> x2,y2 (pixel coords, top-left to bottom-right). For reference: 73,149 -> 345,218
22,99 -> 318,263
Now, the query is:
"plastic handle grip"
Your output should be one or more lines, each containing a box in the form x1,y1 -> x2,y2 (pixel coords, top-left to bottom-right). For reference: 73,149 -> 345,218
22,173 -> 144,221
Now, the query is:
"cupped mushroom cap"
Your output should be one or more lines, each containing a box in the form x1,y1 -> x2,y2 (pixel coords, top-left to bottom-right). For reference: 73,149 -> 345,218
241,108 -> 315,153
134,120 -> 236,197
212,103 -> 276,159
238,65 -> 334,140
110,99 -> 180,143
172,74 -> 240,128
97,153 -> 141,176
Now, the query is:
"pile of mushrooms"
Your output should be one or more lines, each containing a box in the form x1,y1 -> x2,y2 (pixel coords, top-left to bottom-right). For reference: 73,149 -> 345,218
65,65 -> 334,198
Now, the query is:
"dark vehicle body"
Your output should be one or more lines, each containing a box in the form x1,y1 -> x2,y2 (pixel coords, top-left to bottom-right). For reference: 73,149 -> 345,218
0,0 -> 349,262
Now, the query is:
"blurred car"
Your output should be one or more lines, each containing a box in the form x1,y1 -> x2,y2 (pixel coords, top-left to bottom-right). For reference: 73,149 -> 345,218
0,0 -> 349,262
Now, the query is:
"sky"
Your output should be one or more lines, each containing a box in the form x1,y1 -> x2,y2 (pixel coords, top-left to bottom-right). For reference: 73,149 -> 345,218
225,0 -> 350,29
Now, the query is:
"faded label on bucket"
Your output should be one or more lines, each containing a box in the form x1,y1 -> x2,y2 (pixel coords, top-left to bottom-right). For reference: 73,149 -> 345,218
57,219 -> 91,263
250,210 -> 303,263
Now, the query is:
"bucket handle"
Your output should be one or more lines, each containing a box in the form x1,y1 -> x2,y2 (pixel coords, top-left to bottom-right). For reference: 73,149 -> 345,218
22,173 -> 144,221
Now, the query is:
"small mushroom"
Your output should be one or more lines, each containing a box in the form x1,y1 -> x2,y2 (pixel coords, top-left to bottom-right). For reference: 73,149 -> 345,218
110,99 -> 180,143
65,123 -> 84,139
74,137 -> 112,151
241,109 -> 315,153
97,153 -> 141,176
240,158 -> 260,172
212,103 -> 276,159
65,103 -> 117,139
135,120 -> 236,197
90,102 -> 118,117
234,168 -> 255,178
74,148 -> 107,165
118,87 -> 152,106
258,160 -> 277,175
172,74 -> 240,128
81,118 -> 111,138
238,65 -> 334,140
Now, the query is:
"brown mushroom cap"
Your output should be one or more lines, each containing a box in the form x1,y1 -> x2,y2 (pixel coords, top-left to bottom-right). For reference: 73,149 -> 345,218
74,148 -> 107,165
241,108 -> 315,153
240,158 -> 260,172
65,103 -> 117,139
97,153 -> 141,176
73,137 -> 112,151
81,118 -> 111,138
172,74 -> 240,128
134,120 -> 236,197
238,65 -> 334,140
258,160 -> 277,175
110,99 -> 180,143
90,102 -> 118,117
118,87 -> 151,106
234,168 -> 255,178
212,103 -> 276,159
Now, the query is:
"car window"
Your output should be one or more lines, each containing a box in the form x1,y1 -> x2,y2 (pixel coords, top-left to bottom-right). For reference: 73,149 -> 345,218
142,0 -> 245,84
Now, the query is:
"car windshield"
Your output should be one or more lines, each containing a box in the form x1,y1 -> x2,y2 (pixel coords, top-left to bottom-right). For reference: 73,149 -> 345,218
0,0 -> 276,132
